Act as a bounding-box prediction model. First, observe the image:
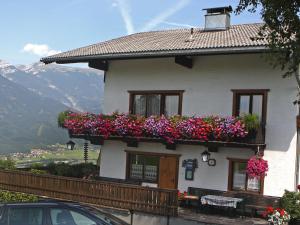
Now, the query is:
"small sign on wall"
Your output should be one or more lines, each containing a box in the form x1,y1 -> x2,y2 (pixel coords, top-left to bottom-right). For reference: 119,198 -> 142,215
182,159 -> 198,181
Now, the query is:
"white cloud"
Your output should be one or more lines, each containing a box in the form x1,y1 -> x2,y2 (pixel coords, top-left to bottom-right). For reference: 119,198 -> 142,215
114,0 -> 134,34
111,2 -> 118,7
162,21 -> 194,28
141,0 -> 190,32
22,43 -> 61,57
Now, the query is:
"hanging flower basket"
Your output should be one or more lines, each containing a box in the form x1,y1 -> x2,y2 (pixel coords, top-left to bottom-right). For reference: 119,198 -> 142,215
246,156 -> 269,178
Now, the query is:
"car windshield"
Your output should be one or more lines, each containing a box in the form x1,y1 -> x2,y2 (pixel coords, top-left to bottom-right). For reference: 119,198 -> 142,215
83,207 -> 127,225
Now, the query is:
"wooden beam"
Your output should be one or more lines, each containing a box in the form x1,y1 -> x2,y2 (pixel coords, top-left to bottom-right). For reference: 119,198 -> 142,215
208,144 -> 218,152
175,56 -> 193,69
88,60 -> 109,71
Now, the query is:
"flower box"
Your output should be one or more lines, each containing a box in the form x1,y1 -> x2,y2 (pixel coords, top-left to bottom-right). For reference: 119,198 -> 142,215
124,138 -> 139,147
60,112 -> 264,150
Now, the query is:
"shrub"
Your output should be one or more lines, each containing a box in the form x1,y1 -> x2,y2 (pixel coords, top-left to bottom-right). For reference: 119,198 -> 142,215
45,162 -> 97,178
30,169 -> 47,175
57,111 -> 72,128
0,190 -> 38,203
0,159 -> 15,170
281,190 -> 300,220
30,163 -> 44,170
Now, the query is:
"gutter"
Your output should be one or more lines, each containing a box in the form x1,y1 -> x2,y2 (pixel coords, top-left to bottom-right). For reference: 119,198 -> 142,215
40,46 -> 269,64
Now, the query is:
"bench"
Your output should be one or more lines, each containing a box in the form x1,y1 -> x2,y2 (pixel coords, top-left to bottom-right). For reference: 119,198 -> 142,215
187,187 -> 280,217
242,193 -> 280,217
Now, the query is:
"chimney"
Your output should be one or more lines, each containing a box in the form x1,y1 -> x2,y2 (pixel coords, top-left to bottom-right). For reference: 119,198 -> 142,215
203,6 -> 232,31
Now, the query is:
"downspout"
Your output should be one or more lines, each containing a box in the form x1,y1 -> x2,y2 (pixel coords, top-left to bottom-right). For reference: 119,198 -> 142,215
294,66 -> 300,190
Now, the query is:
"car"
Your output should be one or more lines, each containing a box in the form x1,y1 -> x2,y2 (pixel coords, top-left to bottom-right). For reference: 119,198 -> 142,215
0,201 -> 130,225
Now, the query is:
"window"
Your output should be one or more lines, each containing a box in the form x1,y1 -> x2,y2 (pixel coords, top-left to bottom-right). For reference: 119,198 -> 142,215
127,153 -> 160,182
129,91 -> 183,117
232,89 -> 269,125
50,208 -> 98,225
8,207 -> 43,225
228,158 -> 263,194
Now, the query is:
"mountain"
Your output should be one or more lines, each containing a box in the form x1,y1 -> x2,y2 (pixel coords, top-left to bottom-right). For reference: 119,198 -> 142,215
0,60 -> 104,113
0,60 -> 104,153
0,75 -> 69,153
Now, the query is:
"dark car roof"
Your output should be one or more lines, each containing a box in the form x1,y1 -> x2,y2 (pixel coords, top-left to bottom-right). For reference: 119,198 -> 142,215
2,200 -> 130,225
3,200 -> 69,206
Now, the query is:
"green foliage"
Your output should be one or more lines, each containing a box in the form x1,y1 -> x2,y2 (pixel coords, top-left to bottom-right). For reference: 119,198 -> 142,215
281,190 -> 300,219
241,114 -> 260,131
46,162 -> 97,178
57,111 -> 72,128
30,163 -> 44,170
30,169 -> 47,175
0,190 -> 38,203
236,1 -> 300,78
0,159 -> 16,170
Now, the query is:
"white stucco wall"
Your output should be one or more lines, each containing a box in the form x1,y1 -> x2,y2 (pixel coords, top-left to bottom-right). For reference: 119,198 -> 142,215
100,54 -> 298,197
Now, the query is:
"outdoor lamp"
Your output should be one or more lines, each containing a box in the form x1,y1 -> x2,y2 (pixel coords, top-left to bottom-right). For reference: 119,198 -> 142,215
66,140 -> 75,150
201,150 -> 210,162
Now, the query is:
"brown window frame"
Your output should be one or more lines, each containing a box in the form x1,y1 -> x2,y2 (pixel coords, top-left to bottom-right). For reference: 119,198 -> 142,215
126,152 -> 160,183
232,89 -> 269,126
227,158 -> 264,194
128,90 -> 184,116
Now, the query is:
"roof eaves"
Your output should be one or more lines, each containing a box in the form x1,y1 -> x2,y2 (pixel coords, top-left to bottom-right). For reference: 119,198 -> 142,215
41,46 -> 269,64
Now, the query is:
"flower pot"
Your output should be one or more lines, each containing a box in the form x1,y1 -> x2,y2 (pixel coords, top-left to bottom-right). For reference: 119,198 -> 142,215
165,143 -> 176,150
89,136 -> 104,145
245,129 -> 257,143
124,138 -> 138,148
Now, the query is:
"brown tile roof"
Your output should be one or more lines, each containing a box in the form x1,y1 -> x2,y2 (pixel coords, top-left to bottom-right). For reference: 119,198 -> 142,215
41,23 -> 268,64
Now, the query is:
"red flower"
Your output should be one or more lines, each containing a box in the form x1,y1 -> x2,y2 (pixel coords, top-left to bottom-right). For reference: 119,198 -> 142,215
280,209 -> 285,216
62,112 -> 249,144
266,206 -> 274,214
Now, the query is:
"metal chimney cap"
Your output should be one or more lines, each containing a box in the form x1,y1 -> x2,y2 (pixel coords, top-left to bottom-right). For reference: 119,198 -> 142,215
203,6 -> 233,14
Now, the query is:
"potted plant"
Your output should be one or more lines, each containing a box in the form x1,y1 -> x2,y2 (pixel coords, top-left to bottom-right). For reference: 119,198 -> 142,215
57,111 -> 72,128
177,191 -> 187,207
263,207 -> 290,225
281,191 -> 300,225
241,114 -> 260,142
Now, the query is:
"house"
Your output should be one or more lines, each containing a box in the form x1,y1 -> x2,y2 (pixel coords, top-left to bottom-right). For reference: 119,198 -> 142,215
41,6 -> 299,198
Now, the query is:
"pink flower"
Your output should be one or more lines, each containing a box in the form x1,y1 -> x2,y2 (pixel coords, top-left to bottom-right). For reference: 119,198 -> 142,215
62,112 -> 249,144
246,156 -> 268,178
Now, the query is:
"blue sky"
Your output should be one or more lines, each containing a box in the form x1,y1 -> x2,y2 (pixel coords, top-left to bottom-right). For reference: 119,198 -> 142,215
0,0 -> 262,65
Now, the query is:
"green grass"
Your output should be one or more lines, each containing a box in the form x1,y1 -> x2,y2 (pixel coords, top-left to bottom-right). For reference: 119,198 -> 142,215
42,150 -> 99,160
15,149 -> 100,165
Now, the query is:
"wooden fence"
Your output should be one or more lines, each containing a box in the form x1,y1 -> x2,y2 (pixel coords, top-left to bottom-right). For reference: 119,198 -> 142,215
0,170 -> 178,216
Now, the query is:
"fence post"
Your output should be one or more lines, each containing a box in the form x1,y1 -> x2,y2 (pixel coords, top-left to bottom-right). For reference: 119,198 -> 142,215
130,210 -> 134,225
